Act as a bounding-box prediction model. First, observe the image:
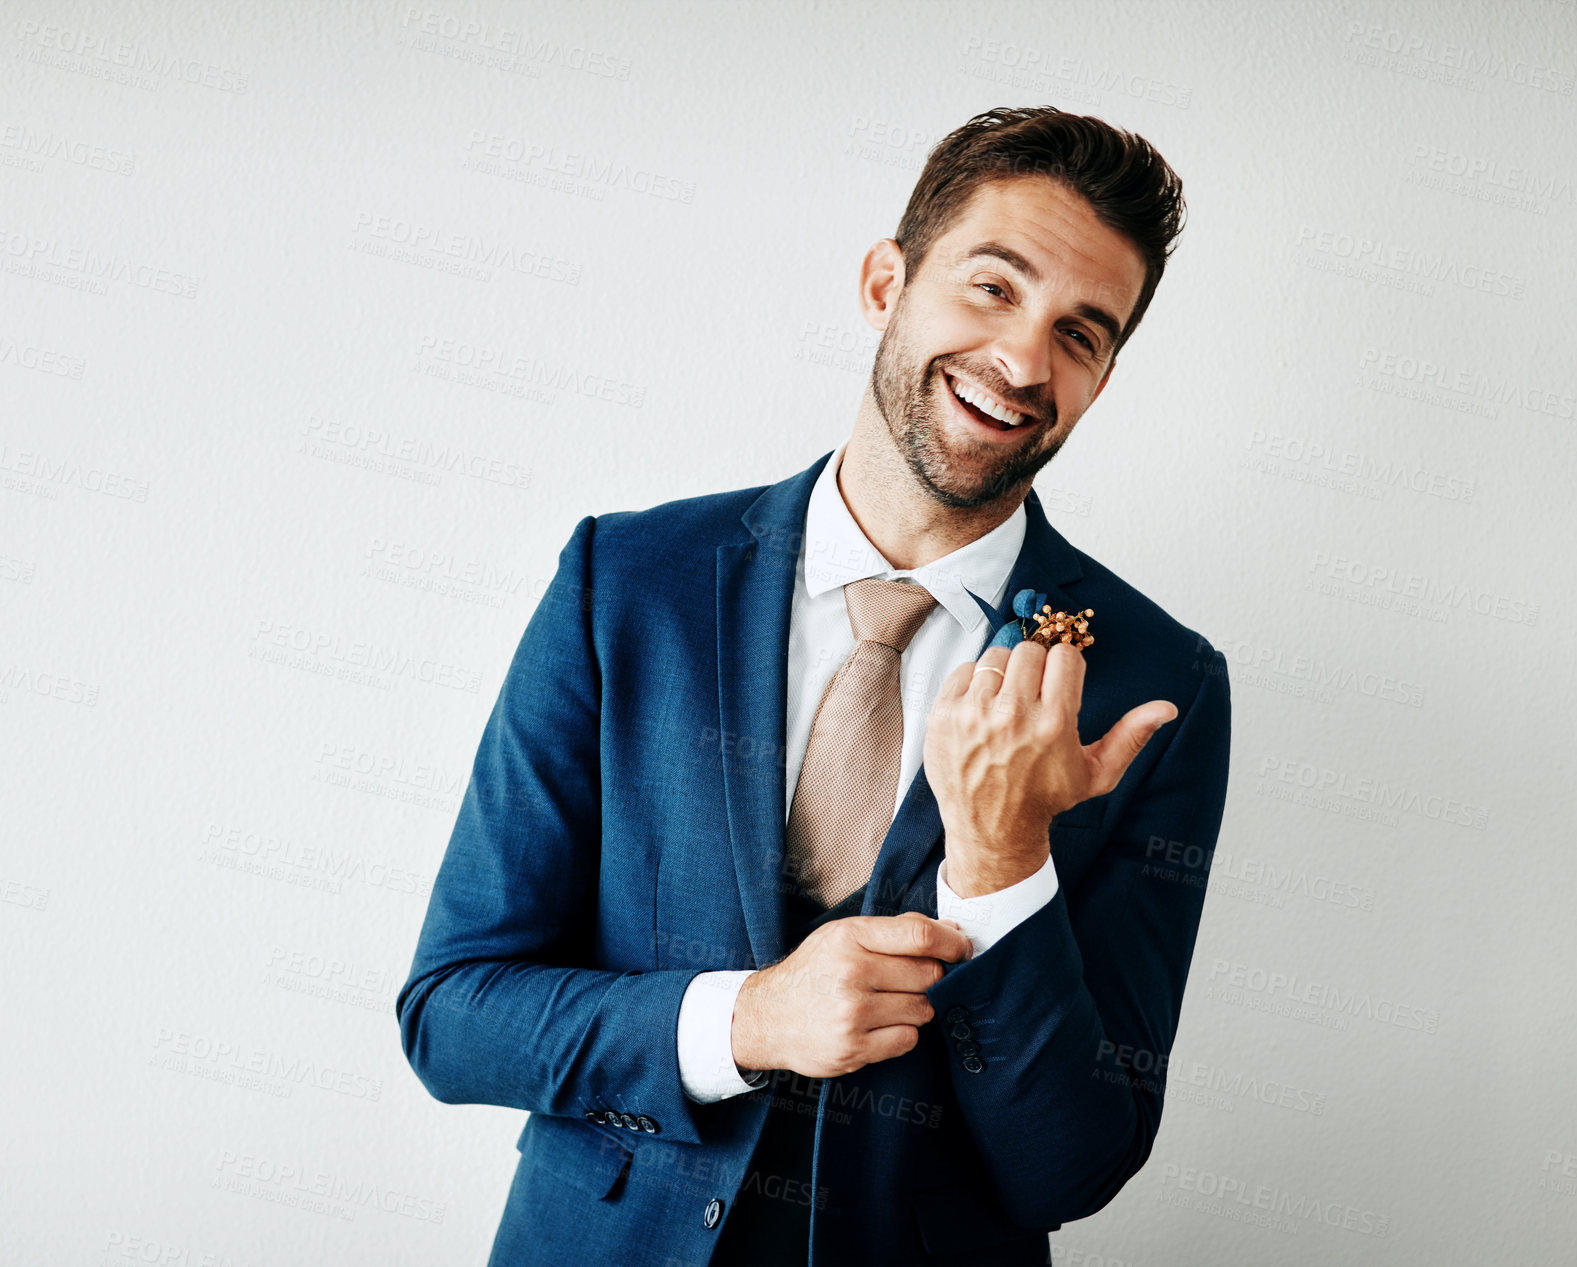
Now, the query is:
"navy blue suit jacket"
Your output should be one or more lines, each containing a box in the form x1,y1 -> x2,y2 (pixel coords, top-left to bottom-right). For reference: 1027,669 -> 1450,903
396,448 -> 1232,1266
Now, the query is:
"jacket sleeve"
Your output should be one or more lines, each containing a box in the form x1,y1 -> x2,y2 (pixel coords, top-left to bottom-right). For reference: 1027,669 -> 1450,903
395,514 -> 716,1146
925,648 -> 1232,1229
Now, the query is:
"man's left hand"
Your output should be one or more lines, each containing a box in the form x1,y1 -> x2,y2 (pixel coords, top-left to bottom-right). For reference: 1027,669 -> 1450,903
923,638 -> 1178,897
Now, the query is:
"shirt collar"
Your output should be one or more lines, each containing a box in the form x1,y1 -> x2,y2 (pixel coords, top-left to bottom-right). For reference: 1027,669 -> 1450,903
801,443 -> 1027,635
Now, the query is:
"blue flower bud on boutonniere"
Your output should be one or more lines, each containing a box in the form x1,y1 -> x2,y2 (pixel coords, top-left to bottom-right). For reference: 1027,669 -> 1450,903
987,588 -> 1047,648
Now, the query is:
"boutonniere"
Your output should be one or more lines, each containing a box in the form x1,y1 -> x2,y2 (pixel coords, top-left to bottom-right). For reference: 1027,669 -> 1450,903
988,588 -> 1094,651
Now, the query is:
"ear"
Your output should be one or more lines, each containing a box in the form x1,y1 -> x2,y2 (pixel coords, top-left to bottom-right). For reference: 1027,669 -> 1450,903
858,239 -> 906,332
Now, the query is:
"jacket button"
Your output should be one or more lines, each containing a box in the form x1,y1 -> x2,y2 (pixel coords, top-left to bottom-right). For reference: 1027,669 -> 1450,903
583,1110 -> 605,1123
957,1040 -> 979,1058
962,1055 -> 985,1074
704,1197 -> 724,1228
945,1005 -> 968,1024
637,1115 -> 659,1134
619,1113 -> 639,1131
950,1022 -> 972,1040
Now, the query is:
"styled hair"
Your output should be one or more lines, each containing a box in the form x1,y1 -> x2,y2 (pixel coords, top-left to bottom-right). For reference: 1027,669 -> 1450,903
892,106 -> 1186,358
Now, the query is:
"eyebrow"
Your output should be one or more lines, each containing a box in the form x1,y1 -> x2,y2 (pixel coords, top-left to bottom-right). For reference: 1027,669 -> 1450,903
961,241 -> 1126,351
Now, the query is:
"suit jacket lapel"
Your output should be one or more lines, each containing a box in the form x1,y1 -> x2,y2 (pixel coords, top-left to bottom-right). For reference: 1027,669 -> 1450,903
716,450 -> 1086,965
716,457 -> 825,968
860,491 -> 1085,917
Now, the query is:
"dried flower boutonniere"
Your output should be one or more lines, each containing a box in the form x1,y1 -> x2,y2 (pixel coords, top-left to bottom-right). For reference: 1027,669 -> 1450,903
987,588 -> 1095,652
1024,603 -> 1094,651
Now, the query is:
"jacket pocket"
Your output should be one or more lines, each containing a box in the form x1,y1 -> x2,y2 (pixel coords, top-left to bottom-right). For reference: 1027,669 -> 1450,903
909,1180 -> 1042,1258
518,1113 -> 633,1201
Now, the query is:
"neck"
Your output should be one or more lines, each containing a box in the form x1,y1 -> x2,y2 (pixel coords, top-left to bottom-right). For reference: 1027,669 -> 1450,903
836,385 -> 1028,572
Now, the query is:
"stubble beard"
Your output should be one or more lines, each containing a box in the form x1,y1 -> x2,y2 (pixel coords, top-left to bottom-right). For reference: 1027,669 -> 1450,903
869,301 -> 1065,511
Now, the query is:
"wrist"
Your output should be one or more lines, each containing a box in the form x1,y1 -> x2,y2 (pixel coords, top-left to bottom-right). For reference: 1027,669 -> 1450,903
944,840 -> 1050,898
730,970 -> 769,1072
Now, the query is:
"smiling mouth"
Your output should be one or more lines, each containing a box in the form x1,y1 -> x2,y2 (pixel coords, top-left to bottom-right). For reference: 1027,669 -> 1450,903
940,370 -> 1041,432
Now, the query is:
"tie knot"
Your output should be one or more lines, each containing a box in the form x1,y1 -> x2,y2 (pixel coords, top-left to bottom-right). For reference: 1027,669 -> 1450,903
844,577 -> 938,653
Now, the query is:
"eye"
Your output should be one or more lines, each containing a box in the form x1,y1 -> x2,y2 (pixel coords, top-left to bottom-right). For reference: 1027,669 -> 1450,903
974,282 -> 1008,299
1062,327 -> 1095,351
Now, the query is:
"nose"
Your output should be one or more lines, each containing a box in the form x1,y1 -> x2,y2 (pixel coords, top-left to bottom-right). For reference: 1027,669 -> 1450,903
989,319 -> 1057,404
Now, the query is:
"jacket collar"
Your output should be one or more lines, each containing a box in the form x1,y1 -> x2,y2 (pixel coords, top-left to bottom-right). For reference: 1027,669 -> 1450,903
800,442 -> 1028,639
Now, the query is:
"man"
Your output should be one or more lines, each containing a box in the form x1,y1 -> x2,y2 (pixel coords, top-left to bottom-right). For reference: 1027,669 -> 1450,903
397,106 -> 1231,1267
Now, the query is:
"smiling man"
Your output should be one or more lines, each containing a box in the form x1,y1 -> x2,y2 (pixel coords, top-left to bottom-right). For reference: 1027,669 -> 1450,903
398,106 -> 1232,1267
861,174 -> 1143,529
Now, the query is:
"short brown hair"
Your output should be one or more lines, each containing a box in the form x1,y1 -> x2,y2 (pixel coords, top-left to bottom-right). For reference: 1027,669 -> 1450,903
893,106 -> 1186,358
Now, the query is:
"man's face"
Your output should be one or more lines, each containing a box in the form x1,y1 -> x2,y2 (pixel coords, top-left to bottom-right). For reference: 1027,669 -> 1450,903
869,176 -> 1148,508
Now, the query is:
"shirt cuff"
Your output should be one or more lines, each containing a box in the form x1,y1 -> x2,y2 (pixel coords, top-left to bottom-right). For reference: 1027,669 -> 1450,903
676,970 -> 771,1103
936,851 -> 1060,960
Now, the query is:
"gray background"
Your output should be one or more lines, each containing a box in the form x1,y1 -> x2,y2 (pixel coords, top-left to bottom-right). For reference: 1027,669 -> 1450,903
2,1 -> 1574,1263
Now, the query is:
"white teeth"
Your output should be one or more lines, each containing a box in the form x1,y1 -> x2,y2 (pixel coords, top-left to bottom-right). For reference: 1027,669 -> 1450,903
948,375 -> 1026,426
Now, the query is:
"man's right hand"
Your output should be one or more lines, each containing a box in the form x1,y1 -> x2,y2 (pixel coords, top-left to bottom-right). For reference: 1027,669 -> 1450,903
730,911 -> 974,1079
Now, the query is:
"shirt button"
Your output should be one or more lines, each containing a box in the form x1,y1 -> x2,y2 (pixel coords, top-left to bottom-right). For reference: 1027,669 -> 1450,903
637,1115 -> 659,1134
704,1197 -> 724,1228
945,1005 -> 968,1024
962,1055 -> 985,1074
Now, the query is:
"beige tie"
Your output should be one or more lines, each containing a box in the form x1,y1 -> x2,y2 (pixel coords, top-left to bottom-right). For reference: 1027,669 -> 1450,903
784,577 -> 940,909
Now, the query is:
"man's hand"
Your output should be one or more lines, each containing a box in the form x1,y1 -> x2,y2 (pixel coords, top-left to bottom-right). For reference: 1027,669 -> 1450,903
731,912 -> 973,1079
923,638 -> 1178,897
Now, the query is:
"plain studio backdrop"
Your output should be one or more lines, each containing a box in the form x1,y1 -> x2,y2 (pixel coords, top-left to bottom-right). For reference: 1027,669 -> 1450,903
3,1 -> 1574,1263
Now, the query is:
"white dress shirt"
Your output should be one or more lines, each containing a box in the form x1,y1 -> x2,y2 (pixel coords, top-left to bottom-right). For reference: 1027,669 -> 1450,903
675,444 -> 1060,1101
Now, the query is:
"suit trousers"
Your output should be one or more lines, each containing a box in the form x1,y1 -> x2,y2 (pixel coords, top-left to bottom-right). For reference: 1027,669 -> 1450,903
710,882 -> 869,1266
